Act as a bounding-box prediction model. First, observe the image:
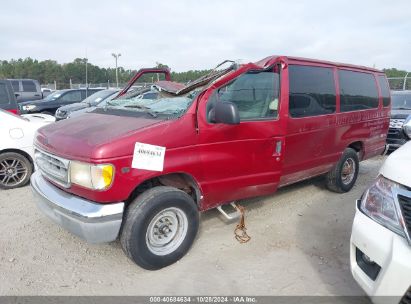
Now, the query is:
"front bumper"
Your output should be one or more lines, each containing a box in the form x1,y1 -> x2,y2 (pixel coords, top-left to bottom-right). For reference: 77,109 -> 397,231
350,202 -> 411,303
31,171 -> 124,243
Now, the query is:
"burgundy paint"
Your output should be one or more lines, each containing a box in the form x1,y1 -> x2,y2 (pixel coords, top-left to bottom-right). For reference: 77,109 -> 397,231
35,56 -> 390,211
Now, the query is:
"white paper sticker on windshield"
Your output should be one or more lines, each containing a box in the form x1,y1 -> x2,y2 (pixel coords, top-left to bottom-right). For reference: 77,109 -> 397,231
132,142 -> 166,172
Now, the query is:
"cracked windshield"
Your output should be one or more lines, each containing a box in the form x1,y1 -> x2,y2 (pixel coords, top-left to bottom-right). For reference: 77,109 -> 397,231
107,88 -> 201,117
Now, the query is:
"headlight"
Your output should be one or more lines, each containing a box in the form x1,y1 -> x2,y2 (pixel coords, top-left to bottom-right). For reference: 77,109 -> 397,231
403,116 -> 411,139
360,176 -> 406,237
23,105 -> 37,111
70,161 -> 114,190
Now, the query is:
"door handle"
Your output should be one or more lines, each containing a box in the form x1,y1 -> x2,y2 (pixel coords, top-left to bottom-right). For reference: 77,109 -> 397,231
275,140 -> 282,154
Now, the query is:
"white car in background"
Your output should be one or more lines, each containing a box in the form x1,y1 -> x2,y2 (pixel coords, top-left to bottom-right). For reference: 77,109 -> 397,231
0,110 -> 55,189
351,142 -> 411,304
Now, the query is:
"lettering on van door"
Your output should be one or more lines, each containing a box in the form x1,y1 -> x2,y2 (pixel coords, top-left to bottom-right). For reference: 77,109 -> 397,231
132,142 -> 166,172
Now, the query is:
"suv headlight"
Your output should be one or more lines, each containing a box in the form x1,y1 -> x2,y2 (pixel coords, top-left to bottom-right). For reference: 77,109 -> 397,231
70,161 -> 114,190
403,116 -> 411,139
360,176 -> 406,237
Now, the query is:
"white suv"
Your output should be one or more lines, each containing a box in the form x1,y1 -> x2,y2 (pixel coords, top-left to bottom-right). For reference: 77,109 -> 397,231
350,142 -> 411,304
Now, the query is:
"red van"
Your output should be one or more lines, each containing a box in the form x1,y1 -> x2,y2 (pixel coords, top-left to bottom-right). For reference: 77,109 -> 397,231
31,56 -> 390,270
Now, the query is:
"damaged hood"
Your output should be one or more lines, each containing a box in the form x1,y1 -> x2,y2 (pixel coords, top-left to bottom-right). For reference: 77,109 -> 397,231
35,111 -> 165,160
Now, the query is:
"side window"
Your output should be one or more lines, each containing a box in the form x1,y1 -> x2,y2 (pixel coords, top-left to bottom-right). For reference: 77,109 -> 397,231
11,80 -> 20,92
377,75 -> 391,107
288,65 -> 336,118
208,70 -> 280,121
22,80 -> 37,92
339,70 -> 379,112
85,90 -> 97,98
61,91 -> 82,102
0,83 -> 11,104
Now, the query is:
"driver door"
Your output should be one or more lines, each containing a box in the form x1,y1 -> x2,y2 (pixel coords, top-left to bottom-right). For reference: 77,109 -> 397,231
197,67 -> 285,209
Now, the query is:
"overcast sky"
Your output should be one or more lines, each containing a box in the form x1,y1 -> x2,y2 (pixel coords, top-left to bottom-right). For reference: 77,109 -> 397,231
1,0 -> 410,72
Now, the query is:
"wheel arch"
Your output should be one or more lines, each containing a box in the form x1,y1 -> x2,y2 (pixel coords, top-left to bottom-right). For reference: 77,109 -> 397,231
126,172 -> 203,210
0,148 -> 34,169
348,141 -> 364,160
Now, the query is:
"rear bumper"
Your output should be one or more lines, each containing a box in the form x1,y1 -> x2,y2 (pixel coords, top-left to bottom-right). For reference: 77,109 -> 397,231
31,171 -> 124,243
350,202 -> 411,303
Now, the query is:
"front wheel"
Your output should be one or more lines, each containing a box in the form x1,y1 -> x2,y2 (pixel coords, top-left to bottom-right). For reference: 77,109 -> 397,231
0,152 -> 33,189
326,148 -> 359,193
120,186 -> 199,270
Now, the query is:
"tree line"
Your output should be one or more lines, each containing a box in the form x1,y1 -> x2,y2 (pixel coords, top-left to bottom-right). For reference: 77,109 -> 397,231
0,57 -> 408,89
0,58 -> 212,89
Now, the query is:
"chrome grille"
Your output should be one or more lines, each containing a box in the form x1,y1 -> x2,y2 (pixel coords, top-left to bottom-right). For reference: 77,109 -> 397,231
34,148 -> 70,188
389,118 -> 405,129
399,194 -> 411,241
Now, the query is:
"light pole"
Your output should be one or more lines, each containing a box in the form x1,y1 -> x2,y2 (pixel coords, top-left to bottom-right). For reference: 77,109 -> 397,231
403,72 -> 409,90
112,53 -> 121,88
85,57 -> 88,89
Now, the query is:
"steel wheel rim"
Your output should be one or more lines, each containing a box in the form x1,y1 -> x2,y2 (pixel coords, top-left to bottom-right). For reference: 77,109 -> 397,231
146,207 -> 188,256
341,158 -> 356,185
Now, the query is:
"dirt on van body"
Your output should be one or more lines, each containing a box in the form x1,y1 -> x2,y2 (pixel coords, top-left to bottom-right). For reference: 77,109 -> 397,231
0,156 -> 384,296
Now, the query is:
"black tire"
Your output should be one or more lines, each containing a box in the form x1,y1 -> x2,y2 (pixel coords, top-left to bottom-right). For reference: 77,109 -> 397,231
120,186 -> 199,270
326,148 -> 359,193
0,152 -> 33,190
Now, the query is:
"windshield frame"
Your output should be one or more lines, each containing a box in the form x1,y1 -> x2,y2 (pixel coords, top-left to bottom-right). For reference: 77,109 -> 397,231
391,93 -> 411,109
81,90 -> 117,106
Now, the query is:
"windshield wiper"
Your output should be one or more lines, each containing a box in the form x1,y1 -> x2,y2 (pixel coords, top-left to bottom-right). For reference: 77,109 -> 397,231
395,107 -> 411,110
123,104 -> 158,118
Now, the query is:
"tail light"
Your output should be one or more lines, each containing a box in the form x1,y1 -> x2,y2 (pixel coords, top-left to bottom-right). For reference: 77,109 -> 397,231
7,108 -> 20,115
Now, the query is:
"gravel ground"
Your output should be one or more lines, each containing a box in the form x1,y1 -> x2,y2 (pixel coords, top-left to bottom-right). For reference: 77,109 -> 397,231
0,156 -> 384,296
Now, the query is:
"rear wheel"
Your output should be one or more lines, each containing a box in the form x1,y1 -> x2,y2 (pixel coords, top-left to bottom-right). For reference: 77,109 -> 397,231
120,186 -> 199,270
0,152 -> 32,189
326,148 -> 359,193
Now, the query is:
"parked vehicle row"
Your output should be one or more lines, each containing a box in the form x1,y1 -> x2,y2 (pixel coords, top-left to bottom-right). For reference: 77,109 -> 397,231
55,89 -> 119,120
19,88 -> 102,115
30,56 -> 390,271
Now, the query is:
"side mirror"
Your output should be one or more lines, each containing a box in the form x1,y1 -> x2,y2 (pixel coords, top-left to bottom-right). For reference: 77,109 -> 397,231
212,101 -> 240,125
14,93 -> 20,97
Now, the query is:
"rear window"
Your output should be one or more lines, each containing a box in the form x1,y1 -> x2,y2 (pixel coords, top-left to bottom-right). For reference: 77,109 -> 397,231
339,70 -> 378,112
288,65 -> 336,118
0,83 -> 11,105
11,80 -> 19,92
22,80 -> 37,92
377,75 -> 390,107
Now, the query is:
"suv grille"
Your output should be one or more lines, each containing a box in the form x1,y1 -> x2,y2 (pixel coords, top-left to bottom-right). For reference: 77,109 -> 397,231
390,118 -> 405,129
400,287 -> 411,304
388,127 -> 407,139
34,148 -> 70,188
399,194 -> 411,240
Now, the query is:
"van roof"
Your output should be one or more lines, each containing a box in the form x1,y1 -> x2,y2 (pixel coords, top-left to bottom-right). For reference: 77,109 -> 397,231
256,56 -> 383,73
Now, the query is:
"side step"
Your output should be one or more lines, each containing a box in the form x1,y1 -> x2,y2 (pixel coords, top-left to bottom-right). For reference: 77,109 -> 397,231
216,202 -> 241,221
